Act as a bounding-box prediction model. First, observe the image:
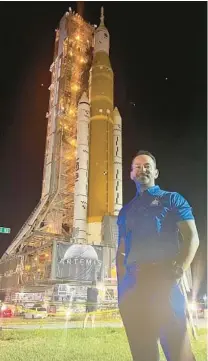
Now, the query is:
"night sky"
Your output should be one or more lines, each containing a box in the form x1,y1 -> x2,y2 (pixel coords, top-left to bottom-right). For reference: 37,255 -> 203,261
0,2 -> 206,290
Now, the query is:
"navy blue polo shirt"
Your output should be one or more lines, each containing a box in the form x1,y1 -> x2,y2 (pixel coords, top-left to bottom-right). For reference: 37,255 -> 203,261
117,185 -> 194,266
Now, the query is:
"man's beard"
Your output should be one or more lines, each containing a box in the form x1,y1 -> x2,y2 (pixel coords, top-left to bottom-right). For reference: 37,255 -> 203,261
136,174 -> 150,184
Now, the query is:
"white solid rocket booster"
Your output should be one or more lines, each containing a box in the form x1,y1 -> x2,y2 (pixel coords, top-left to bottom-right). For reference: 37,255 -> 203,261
73,92 -> 90,243
113,107 -> 123,215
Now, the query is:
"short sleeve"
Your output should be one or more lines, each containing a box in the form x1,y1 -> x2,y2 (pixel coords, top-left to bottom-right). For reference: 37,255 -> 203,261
171,192 -> 194,223
117,209 -> 126,247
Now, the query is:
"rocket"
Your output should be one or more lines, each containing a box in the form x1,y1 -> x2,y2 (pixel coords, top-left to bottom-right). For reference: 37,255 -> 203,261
0,8 -> 123,293
73,92 -> 90,243
87,7 -> 122,244
73,7 -> 123,246
0,7 -> 123,279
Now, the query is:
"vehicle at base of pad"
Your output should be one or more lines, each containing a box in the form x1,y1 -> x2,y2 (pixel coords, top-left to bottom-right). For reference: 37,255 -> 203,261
24,306 -> 48,319
0,304 -> 13,318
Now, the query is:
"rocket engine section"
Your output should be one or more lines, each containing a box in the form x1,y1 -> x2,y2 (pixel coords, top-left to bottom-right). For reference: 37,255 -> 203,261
73,93 -> 90,243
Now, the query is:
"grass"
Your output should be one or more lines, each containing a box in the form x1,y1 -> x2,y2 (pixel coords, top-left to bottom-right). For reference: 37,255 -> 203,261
0,328 -> 206,361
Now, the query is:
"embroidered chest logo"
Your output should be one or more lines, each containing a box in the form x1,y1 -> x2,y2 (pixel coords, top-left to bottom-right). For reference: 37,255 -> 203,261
150,198 -> 160,206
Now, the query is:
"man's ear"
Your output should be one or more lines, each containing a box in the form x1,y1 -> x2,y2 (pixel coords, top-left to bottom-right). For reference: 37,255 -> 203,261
130,170 -> 134,181
154,169 -> 159,179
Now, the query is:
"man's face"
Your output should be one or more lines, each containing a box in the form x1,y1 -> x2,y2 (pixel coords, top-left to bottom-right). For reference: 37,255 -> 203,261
130,154 -> 159,185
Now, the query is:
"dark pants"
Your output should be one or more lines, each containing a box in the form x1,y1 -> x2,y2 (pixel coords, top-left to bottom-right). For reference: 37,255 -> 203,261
118,265 -> 196,361
86,303 -> 98,313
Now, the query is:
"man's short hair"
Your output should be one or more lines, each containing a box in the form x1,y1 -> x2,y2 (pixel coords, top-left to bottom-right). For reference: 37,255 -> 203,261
133,150 -> 157,167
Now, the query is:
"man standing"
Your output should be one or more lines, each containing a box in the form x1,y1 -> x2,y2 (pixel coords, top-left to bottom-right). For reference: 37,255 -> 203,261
116,150 -> 199,361
83,281 -> 99,328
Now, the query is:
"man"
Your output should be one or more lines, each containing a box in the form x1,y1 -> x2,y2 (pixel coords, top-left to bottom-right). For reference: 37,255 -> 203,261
116,150 -> 199,361
83,281 -> 99,328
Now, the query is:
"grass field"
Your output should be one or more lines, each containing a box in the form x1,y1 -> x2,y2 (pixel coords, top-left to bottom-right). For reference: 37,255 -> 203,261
0,328 -> 206,361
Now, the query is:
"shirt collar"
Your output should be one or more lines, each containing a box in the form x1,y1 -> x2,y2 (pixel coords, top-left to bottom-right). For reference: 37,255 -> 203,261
136,185 -> 161,197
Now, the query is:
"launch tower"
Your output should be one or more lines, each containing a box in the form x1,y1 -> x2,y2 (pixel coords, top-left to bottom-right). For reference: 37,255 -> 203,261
0,7 -> 122,301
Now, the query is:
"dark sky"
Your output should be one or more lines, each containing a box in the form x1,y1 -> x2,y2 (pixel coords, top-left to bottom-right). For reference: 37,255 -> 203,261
0,2 -> 206,289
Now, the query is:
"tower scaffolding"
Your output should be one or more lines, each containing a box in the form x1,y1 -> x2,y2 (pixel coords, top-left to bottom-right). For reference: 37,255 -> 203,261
0,10 -> 94,288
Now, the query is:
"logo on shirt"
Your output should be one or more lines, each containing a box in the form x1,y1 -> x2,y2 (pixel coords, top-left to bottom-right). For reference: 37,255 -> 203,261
150,198 -> 160,206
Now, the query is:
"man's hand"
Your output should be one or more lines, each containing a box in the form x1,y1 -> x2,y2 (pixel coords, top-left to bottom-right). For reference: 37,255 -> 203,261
176,219 -> 199,271
149,261 -> 183,284
116,237 -> 126,281
162,219 -> 199,283
165,261 -> 184,283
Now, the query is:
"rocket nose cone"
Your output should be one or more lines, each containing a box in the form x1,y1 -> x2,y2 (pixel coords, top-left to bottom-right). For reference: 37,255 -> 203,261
79,92 -> 89,104
113,107 -> 121,118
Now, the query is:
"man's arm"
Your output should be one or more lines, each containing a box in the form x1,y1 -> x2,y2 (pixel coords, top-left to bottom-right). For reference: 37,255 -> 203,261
176,219 -> 199,271
116,209 -> 126,280
116,237 -> 126,280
